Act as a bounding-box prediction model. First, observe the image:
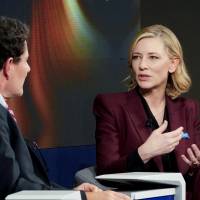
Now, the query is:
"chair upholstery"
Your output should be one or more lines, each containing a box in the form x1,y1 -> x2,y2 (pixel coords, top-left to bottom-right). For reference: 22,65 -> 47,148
75,166 -> 111,190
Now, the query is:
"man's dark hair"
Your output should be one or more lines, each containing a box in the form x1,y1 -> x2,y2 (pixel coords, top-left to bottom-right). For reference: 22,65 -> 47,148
0,16 -> 29,70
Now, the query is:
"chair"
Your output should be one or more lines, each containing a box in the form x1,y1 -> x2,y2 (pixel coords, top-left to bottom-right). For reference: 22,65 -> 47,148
75,166 -> 111,190
40,145 -> 96,188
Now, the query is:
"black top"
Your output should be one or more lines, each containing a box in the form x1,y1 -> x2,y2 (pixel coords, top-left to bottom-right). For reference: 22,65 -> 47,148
127,88 -> 178,172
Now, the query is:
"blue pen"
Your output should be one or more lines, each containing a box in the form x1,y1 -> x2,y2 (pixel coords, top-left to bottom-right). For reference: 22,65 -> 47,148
181,131 -> 190,139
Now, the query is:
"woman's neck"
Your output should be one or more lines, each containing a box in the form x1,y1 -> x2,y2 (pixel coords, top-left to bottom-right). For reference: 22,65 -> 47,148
140,87 -> 166,108
139,87 -> 166,126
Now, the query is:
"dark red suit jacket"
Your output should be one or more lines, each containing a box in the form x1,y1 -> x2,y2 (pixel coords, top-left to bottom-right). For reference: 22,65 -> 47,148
94,88 -> 200,200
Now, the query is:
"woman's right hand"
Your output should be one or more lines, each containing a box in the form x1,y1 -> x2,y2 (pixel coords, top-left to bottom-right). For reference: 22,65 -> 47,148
86,190 -> 130,200
138,120 -> 183,163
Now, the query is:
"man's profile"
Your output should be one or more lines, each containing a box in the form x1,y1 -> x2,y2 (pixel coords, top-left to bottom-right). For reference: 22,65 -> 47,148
0,16 -> 130,200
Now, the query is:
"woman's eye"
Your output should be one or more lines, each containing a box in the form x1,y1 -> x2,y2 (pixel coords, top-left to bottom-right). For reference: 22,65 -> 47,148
132,55 -> 139,60
150,56 -> 159,59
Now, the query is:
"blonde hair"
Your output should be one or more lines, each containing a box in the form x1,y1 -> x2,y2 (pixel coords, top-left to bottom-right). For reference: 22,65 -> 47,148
125,24 -> 191,99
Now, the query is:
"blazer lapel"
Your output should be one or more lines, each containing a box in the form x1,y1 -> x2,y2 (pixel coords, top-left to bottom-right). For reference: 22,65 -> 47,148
124,89 -> 151,142
124,89 -> 163,171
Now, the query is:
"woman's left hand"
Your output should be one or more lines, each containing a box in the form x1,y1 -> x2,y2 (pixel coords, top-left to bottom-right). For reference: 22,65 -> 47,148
181,144 -> 200,168
74,183 -> 102,192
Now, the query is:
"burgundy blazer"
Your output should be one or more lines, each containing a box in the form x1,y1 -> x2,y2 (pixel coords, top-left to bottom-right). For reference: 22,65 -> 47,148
94,88 -> 200,200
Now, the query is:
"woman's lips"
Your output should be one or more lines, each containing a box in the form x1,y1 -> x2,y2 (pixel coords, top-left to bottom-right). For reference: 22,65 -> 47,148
138,74 -> 151,81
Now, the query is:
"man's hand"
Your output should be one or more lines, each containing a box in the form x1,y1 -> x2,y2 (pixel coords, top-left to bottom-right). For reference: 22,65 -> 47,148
74,183 -> 102,192
86,190 -> 131,200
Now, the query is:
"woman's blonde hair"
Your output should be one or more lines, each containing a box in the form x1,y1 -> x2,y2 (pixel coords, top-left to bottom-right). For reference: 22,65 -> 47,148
125,24 -> 191,99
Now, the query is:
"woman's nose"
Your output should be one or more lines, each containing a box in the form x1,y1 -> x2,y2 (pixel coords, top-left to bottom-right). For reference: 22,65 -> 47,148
139,58 -> 148,70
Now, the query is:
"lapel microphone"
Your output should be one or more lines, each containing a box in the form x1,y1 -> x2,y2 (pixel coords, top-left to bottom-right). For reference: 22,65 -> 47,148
145,118 -> 156,129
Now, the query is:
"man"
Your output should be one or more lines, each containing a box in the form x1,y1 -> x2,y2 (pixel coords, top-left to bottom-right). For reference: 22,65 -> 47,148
0,16 -> 130,200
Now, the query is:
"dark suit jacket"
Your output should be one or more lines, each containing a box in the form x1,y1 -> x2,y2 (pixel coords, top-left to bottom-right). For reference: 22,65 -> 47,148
0,104 -> 63,199
94,88 -> 200,200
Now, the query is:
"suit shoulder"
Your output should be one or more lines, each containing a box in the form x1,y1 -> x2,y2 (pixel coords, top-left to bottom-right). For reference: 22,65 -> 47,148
94,91 -> 129,106
173,96 -> 200,110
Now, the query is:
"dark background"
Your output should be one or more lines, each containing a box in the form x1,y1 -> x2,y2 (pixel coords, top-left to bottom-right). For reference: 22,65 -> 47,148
0,0 -> 199,147
141,0 -> 200,100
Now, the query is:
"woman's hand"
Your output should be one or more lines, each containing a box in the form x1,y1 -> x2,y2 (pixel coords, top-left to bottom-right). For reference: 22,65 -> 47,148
181,144 -> 200,169
138,120 -> 183,163
74,183 -> 102,192
86,190 -> 130,200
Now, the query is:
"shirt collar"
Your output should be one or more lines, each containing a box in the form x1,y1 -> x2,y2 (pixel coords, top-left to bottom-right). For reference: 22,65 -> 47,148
136,87 -> 168,130
0,94 -> 8,109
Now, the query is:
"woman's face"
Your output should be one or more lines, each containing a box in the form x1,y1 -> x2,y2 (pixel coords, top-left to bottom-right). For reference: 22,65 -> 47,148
132,37 -> 175,92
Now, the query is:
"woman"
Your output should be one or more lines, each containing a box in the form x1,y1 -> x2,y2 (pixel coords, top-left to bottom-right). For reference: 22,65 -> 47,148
94,24 -> 200,200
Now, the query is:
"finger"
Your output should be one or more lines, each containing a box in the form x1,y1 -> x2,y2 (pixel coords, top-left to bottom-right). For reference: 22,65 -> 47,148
167,127 -> 183,138
175,127 -> 184,136
181,154 -> 192,166
75,183 -> 101,192
169,141 -> 180,152
74,183 -> 84,191
187,148 -> 198,164
116,193 -> 131,200
191,144 -> 200,160
164,130 -> 182,146
91,186 -> 102,192
85,183 -> 102,192
167,145 -> 175,153
171,140 -> 180,147
155,120 -> 168,134
168,135 -> 182,145
111,191 -> 131,200
174,133 -> 183,144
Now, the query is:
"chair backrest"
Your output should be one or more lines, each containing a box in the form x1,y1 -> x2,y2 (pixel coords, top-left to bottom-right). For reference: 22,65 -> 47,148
40,145 -> 96,188
75,166 -> 111,190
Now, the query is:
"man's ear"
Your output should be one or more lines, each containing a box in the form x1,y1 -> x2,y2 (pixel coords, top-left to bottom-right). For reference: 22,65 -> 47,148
169,58 -> 180,73
3,57 -> 14,80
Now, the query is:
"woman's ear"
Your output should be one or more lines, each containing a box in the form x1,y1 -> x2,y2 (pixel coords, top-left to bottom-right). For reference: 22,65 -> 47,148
169,58 -> 180,73
3,57 -> 14,80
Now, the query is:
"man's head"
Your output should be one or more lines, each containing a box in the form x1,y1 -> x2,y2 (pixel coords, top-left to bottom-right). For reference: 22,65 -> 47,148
0,16 -> 30,97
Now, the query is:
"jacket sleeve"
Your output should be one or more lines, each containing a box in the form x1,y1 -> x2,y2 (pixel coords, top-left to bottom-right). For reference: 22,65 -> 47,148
187,100 -> 200,200
94,94 -> 150,175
